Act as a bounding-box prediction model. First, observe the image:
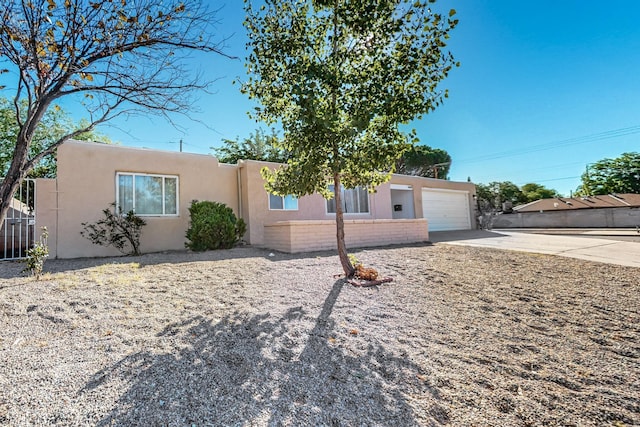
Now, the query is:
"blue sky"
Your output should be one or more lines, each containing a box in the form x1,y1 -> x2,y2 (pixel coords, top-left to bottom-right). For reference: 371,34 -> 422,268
5,1 -> 640,196
422,0 -> 640,196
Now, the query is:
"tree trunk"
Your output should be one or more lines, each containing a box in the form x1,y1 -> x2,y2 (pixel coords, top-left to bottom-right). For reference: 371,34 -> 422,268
1,92 -> 53,229
0,136 -> 30,232
333,173 -> 355,277
328,1 -> 353,278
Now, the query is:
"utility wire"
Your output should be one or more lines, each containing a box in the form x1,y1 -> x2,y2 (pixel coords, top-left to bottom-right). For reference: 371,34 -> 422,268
457,125 -> 640,164
470,160 -> 587,182
514,176 -> 581,184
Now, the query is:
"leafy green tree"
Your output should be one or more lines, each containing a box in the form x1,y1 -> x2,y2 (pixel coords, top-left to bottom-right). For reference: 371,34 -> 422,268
0,0 -> 229,233
395,145 -> 451,179
476,181 -> 525,210
578,152 -> 640,195
212,128 -> 289,164
520,183 -> 560,202
243,0 -> 458,276
0,97 -> 111,178
476,181 -> 561,213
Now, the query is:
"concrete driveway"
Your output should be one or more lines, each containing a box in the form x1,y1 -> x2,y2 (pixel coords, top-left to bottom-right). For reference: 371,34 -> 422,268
429,229 -> 640,268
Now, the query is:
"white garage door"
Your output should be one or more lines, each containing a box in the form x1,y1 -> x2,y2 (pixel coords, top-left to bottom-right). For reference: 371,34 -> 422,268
421,188 -> 471,231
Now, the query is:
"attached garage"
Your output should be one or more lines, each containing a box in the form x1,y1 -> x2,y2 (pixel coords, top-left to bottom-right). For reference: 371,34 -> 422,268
421,188 -> 472,231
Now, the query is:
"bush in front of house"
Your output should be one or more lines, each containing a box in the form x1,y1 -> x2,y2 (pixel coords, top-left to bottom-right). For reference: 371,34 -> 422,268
23,227 -> 49,279
185,200 -> 246,251
81,204 -> 147,256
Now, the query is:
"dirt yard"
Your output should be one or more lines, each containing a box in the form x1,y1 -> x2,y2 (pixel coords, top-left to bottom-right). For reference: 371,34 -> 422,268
0,243 -> 638,426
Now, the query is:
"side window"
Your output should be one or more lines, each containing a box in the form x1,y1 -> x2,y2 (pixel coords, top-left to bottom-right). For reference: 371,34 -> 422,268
326,185 -> 369,214
117,172 -> 179,216
269,193 -> 298,210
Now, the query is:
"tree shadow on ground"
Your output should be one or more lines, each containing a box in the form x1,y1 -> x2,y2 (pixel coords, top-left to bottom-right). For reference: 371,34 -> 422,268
80,280 -> 447,426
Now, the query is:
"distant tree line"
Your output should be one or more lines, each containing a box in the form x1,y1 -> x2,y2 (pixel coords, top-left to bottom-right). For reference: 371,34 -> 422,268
475,181 -> 560,212
475,152 -> 640,212
214,130 -> 453,180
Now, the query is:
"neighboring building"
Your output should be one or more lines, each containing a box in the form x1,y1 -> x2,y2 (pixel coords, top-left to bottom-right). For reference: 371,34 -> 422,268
493,194 -> 640,228
515,194 -> 640,212
33,141 -> 476,258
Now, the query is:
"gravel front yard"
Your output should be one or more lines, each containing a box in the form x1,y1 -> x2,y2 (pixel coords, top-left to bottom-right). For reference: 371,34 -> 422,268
0,243 -> 638,426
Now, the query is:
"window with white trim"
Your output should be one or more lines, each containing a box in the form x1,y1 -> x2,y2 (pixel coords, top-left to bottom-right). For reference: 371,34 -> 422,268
269,193 -> 298,210
116,172 -> 179,216
326,185 -> 369,214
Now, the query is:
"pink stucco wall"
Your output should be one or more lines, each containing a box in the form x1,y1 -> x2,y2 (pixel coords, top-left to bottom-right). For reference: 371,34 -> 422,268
263,219 -> 429,253
46,141 -> 238,258
37,141 -> 475,258
239,160 -> 395,246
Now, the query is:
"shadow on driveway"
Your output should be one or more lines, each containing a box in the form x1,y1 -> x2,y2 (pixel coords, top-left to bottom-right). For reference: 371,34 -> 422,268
429,229 -> 507,243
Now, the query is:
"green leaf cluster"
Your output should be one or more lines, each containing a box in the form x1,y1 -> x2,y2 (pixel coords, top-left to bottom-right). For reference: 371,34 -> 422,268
395,144 -> 451,179
578,152 -> 640,195
476,181 -> 560,211
243,0 -> 459,198
213,128 -> 289,164
0,97 -> 111,178
520,182 -> 560,202
185,200 -> 246,251
23,226 -> 49,279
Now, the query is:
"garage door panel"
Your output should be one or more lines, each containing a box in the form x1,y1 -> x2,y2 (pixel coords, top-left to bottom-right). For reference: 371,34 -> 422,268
422,189 -> 471,231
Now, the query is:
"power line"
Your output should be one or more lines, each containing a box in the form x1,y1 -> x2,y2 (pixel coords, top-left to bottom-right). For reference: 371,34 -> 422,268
457,125 -> 640,164
469,160 -> 587,182
514,175 -> 581,184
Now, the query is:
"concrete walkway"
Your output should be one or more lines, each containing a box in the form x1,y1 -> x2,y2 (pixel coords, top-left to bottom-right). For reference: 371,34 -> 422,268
429,229 -> 640,268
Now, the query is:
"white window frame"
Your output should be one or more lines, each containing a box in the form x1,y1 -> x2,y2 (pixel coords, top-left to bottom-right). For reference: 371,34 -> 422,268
326,185 -> 370,214
268,193 -> 299,211
116,172 -> 179,217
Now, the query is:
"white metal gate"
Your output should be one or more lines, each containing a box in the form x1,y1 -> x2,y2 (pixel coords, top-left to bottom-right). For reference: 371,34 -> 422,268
1,179 -> 36,260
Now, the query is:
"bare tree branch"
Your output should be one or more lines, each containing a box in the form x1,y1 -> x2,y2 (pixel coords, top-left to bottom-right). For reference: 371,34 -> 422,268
0,0 -> 232,227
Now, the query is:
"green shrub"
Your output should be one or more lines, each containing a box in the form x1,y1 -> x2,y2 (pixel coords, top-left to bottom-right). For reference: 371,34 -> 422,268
185,200 -> 246,251
23,227 -> 49,279
81,204 -> 146,256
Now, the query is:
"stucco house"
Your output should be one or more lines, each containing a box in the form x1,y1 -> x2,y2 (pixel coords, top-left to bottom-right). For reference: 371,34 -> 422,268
33,141 -> 476,258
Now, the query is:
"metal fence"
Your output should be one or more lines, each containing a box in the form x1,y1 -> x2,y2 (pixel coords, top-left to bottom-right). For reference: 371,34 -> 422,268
1,179 -> 36,260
